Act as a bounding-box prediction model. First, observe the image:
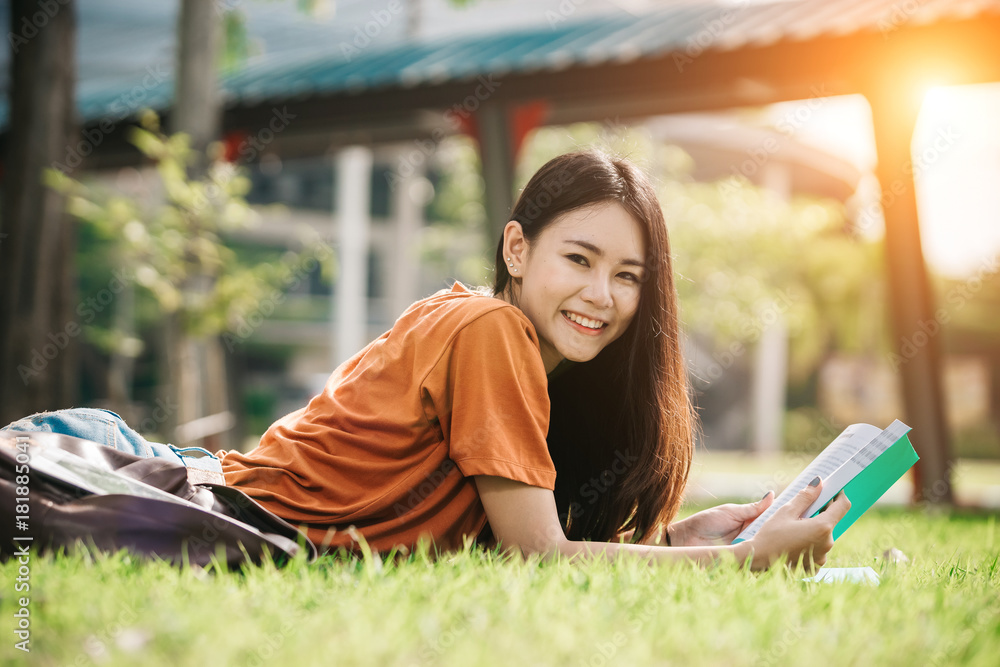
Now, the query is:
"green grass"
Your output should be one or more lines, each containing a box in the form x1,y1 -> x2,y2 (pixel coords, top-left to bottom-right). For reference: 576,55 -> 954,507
3,506 -> 998,667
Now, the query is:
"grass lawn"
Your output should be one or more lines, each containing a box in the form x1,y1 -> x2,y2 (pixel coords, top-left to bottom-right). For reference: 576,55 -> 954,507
3,505 -> 998,667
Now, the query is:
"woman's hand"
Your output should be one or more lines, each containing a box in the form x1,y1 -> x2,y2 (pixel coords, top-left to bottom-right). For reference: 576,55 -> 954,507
668,491 -> 774,547
473,474 -> 850,572
743,478 -> 851,572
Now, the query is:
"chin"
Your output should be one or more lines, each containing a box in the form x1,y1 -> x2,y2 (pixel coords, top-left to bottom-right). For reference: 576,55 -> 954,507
562,349 -> 600,364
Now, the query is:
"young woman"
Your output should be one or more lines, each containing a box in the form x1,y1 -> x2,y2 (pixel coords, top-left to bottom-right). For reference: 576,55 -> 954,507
3,150 -> 848,570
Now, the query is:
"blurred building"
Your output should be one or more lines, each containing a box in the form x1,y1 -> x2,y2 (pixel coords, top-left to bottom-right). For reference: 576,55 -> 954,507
3,0 -> 997,479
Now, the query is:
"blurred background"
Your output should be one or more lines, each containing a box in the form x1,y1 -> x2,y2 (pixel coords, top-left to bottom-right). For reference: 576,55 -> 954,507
1,0 -> 998,507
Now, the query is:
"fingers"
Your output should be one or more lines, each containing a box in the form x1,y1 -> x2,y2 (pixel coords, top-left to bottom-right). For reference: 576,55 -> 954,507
757,489 -> 775,511
741,491 -> 775,520
823,490 -> 852,525
735,493 -> 775,532
783,476 -> 824,517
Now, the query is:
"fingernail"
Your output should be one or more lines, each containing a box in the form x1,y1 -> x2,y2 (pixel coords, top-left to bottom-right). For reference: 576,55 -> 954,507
808,476 -> 821,487
761,491 -> 772,501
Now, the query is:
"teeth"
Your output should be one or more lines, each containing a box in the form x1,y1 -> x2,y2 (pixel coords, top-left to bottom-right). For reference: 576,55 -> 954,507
564,311 -> 604,330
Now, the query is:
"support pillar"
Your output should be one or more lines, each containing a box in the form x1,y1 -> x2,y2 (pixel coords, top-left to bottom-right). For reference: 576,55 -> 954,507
867,91 -> 953,504
752,314 -> 789,456
389,152 -> 424,318
477,103 -> 516,243
334,146 -> 373,366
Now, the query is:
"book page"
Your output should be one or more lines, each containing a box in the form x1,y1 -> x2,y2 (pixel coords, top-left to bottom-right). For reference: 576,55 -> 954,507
800,419 -> 912,519
733,423 -> 882,542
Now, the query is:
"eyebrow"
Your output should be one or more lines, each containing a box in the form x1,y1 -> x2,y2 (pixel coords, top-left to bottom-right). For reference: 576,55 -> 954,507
563,239 -> 646,270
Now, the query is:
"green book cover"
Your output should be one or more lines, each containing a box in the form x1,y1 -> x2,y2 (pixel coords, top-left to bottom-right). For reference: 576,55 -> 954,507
733,421 -> 919,544
822,432 -> 919,540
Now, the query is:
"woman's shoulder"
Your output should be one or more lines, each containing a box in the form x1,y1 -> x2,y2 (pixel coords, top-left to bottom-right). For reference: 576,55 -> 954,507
408,281 -> 530,329
388,281 -> 539,356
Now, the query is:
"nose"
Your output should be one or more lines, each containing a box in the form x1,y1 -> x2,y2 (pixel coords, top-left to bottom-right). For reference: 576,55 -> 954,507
581,272 -> 614,310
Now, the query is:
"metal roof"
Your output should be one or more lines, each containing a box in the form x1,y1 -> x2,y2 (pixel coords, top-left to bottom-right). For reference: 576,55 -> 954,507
3,0 -> 1000,129
218,0 -> 1000,105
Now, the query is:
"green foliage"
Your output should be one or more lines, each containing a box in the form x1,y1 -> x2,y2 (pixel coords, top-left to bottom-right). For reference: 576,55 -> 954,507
667,177 -> 884,380
3,508 -> 997,666
47,112 -> 327,342
220,9 -> 253,73
71,200 -> 150,357
421,137 -> 493,286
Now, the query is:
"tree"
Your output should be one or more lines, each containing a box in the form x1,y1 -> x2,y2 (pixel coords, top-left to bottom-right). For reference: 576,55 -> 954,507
162,0 -> 227,446
48,115 -> 329,444
0,0 -> 78,427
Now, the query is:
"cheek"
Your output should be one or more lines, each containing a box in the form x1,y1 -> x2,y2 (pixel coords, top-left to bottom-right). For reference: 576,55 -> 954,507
619,290 -> 642,326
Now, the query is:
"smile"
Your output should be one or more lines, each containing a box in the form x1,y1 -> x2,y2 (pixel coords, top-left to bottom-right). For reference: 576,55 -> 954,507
562,310 -> 607,332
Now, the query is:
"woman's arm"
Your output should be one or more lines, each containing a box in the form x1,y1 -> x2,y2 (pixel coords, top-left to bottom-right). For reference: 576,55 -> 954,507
616,525 -> 671,546
473,475 -> 850,572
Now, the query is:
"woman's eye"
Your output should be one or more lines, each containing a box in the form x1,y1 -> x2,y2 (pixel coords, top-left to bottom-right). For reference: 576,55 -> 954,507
567,254 -> 588,266
619,272 -> 640,283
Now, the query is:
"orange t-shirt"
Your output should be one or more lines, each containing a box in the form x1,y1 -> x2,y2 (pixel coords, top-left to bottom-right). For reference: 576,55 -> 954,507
219,282 -> 556,553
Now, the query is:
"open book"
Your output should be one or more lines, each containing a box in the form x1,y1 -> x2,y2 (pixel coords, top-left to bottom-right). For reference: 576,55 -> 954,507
733,420 -> 919,544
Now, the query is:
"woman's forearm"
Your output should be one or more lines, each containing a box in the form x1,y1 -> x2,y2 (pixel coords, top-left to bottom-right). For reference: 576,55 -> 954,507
555,536 -> 758,570
615,523 -> 672,546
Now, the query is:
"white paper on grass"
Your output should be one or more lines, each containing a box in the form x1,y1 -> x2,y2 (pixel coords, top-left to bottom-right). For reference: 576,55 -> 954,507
801,567 -> 880,585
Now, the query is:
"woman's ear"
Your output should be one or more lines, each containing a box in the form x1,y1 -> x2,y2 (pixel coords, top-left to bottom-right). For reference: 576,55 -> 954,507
502,220 -> 527,276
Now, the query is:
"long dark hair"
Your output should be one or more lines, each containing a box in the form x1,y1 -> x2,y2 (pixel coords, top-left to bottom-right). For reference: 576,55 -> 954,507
492,150 -> 694,542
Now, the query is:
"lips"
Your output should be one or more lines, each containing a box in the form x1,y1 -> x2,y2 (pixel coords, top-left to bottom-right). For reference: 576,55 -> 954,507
561,310 -> 607,332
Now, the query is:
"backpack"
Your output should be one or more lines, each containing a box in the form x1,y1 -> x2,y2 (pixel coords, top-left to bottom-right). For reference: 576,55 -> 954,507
0,431 -> 316,567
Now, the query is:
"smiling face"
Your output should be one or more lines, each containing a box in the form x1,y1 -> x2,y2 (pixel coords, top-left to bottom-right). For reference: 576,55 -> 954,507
500,202 -> 647,373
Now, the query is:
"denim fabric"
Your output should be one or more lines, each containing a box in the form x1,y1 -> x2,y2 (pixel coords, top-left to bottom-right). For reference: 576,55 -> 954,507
1,408 -> 223,474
